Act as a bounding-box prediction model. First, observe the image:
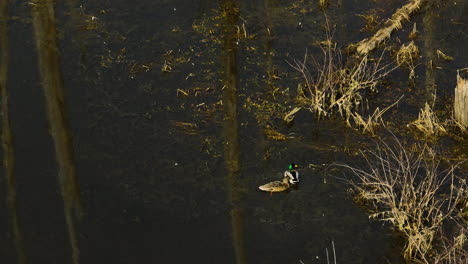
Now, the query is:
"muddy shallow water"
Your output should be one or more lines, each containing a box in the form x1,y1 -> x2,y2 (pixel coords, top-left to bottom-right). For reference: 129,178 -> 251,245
1,0 -> 467,263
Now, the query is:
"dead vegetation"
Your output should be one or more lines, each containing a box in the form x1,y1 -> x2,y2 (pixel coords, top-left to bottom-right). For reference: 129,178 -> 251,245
396,41 -> 419,79
409,100 -> 447,138
319,0 -> 329,9
433,222 -> 468,264
341,137 -> 468,263
357,12 -> 381,33
350,95 -> 402,135
289,31 -> 396,132
263,126 -> 288,141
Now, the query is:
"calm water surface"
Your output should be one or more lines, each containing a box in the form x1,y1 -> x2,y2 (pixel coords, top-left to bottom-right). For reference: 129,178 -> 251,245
1,0 -> 467,263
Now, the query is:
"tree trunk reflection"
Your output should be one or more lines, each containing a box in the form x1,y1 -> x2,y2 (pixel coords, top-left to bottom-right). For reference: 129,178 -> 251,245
0,1 -> 27,263
31,1 -> 83,263
220,1 -> 246,263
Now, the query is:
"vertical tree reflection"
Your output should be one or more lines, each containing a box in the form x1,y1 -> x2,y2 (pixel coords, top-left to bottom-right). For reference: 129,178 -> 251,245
262,0 -> 275,91
0,1 -> 27,263
31,1 -> 83,264
423,1 -> 436,99
220,1 -> 246,263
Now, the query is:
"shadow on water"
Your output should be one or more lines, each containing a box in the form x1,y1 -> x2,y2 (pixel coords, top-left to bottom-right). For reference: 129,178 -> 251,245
31,1 -> 83,264
0,1 -> 27,263
220,1 -> 247,263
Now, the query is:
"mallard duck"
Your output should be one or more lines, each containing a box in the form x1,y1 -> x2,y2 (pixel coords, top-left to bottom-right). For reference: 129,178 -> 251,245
284,163 -> 299,184
259,176 -> 292,193
259,163 -> 299,194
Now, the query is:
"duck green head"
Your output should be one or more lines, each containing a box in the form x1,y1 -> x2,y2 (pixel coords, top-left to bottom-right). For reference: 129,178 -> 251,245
288,163 -> 298,170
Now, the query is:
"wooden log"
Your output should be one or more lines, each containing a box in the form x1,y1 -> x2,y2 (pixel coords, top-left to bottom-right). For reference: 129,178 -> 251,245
454,70 -> 468,128
355,0 -> 423,56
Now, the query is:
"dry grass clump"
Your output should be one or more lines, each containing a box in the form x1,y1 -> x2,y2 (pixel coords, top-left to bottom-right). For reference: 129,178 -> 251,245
341,137 -> 467,263
445,117 -> 468,135
319,0 -> 329,9
396,41 -> 419,79
349,110 -> 382,135
289,37 -> 395,126
350,95 -> 402,135
409,101 -> 447,137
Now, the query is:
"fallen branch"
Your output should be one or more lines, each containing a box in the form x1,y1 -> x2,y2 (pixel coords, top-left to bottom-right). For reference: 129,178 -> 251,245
355,0 -> 423,55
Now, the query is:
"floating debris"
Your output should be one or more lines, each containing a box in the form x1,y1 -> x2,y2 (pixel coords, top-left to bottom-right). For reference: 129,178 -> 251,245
161,60 -> 173,72
436,50 -> 454,61
263,127 -> 287,141
173,121 -> 199,134
283,107 -> 301,125
177,88 -> 189,96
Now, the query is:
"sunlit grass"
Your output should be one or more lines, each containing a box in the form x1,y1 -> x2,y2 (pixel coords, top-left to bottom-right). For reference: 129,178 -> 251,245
409,101 -> 447,138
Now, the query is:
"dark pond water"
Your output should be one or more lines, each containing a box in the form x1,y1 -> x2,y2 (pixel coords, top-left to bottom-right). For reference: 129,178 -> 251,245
1,0 -> 467,263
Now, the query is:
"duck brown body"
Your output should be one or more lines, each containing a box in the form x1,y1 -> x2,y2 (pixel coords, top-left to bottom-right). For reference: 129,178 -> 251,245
258,177 -> 291,192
